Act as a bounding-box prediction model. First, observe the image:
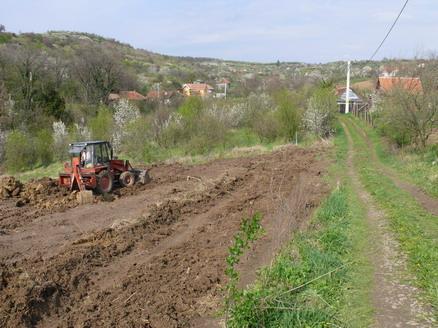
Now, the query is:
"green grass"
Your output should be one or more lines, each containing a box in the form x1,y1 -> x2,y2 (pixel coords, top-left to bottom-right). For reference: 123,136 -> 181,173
344,116 -> 438,312
352,117 -> 438,198
11,162 -> 63,182
227,123 -> 374,327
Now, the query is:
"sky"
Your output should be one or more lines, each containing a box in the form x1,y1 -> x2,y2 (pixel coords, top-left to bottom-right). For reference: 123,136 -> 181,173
1,0 -> 437,63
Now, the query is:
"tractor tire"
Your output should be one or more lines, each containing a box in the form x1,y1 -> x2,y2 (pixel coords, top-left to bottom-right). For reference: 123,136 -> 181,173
96,171 -> 113,194
119,171 -> 135,188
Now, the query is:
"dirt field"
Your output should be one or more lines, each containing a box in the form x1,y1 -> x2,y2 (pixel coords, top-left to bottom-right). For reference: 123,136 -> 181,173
0,145 -> 330,328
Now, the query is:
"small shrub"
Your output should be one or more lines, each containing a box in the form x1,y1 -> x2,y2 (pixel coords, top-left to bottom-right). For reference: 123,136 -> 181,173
5,130 -> 36,172
34,129 -> 54,166
89,106 -> 114,141
274,90 -> 302,141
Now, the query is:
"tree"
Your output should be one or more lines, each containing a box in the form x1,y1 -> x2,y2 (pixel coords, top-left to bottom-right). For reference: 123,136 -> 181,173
89,106 -> 114,141
273,90 -> 303,141
304,85 -> 338,138
72,44 -> 126,104
0,24 -> 5,33
381,88 -> 437,148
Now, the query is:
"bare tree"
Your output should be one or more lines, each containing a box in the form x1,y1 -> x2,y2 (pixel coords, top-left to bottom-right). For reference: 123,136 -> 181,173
72,44 -> 124,104
382,88 -> 437,149
0,44 -> 45,114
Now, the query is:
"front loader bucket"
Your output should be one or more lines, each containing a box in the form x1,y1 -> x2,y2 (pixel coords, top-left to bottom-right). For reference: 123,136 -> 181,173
136,169 -> 151,185
77,190 -> 94,205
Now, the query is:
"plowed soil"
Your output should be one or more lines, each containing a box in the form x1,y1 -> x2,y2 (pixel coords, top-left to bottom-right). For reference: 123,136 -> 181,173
0,145 -> 330,328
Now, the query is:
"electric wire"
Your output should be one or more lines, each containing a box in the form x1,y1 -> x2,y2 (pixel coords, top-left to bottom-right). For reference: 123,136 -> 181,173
369,0 -> 410,61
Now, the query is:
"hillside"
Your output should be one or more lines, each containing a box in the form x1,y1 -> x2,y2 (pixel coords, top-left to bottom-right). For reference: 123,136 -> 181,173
0,30 -> 390,92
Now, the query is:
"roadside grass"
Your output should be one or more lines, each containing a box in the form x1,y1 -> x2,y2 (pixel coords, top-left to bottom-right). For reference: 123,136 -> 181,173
345,118 -> 438,311
352,117 -> 438,198
227,124 -> 374,327
11,162 -> 63,182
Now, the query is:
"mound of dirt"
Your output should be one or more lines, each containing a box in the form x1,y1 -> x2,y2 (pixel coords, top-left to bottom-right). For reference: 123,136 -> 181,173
0,176 -> 23,199
18,177 -> 78,211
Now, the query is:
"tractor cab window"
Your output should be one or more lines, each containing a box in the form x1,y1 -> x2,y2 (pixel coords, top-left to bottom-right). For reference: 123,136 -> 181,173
94,143 -> 111,165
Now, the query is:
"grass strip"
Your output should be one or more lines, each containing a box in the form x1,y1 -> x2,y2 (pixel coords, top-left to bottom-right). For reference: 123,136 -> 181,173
227,124 -> 373,327
344,116 -> 438,312
352,117 -> 438,198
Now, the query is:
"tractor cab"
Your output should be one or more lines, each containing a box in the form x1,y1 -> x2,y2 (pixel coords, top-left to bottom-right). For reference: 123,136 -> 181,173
69,141 -> 113,168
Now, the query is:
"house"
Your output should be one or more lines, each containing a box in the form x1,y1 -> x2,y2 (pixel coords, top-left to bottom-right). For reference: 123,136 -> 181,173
380,65 -> 399,77
376,76 -> 423,94
336,86 -> 363,114
119,91 -> 147,101
182,83 -> 214,97
108,90 -> 147,102
216,78 -> 230,98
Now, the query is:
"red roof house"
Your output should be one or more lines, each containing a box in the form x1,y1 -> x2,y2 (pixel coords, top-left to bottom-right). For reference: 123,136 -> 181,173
376,77 -> 423,93
119,91 -> 147,101
182,83 -> 214,97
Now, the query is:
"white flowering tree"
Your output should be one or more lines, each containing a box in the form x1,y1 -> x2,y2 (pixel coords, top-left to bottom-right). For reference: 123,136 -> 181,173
304,88 -> 337,138
52,121 -> 69,160
112,99 -> 140,152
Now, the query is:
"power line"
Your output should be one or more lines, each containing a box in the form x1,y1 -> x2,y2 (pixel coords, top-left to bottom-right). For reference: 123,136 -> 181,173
369,0 -> 410,61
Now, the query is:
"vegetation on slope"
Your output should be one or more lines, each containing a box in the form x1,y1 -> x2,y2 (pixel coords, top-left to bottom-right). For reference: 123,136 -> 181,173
227,124 -> 374,327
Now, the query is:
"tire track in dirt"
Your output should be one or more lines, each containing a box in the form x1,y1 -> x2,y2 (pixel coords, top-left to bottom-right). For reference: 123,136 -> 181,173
0,145 -> 330,328
349,118 -> 438,216
341,120 -> 434,327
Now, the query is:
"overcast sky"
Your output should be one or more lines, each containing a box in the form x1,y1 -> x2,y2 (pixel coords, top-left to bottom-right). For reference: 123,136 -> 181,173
1,0 -> 437,63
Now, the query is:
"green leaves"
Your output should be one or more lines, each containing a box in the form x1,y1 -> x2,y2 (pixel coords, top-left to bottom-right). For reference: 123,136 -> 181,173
224,213 -> 264,321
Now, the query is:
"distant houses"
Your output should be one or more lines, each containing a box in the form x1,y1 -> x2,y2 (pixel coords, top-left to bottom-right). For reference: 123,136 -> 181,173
337,72 -> 424,114
375,76 -> 423,94
181,83 -> 214,97
108,90 -> 146,102
216,78 -> 230,98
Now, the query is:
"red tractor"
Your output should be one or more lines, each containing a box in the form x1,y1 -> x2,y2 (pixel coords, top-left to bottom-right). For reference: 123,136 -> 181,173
59,141 -> 149,203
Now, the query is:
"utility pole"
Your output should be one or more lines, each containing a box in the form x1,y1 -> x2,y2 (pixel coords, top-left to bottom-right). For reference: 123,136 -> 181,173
345,61 -> 351,114
224,82 -> 227,99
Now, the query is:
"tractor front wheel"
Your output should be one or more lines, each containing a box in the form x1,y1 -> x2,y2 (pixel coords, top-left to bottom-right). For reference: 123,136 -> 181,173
119,171 -> 135,188
96,171 -> 113,194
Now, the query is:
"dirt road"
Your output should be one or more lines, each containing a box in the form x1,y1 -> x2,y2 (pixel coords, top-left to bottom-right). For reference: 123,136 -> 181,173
0,145 -> 329,328
342,120 -> 435,327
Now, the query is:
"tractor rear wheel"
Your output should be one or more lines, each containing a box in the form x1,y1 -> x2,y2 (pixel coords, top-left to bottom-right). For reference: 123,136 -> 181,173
119,171 -> 135,188
96,171 -> 113,194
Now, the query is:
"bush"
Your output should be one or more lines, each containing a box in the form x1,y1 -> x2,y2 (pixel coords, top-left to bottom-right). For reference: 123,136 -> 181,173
5,130 -> 36,172
274,90 -> 302,141
304,86 -> 338,138
34,129 -> 54,166
89,106 -> 114,141
252,111 -> 281,142
186,113 -> 227,154
121,117 -> 164,162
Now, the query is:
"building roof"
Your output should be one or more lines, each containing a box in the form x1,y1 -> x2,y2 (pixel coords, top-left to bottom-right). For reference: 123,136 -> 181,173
376,77 -> 423,93
183,83 -> 214,92
119,90 -> 147,101
336,87 -> 361,102
218,78 -> 230,84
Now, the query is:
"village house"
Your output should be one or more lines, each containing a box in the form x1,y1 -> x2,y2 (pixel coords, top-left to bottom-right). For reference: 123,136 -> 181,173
335,86 -> 364,114
375,76 -> 423,94
215,78 -> 230,98
181,83 -> 214,97
108,90 -> 147,102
